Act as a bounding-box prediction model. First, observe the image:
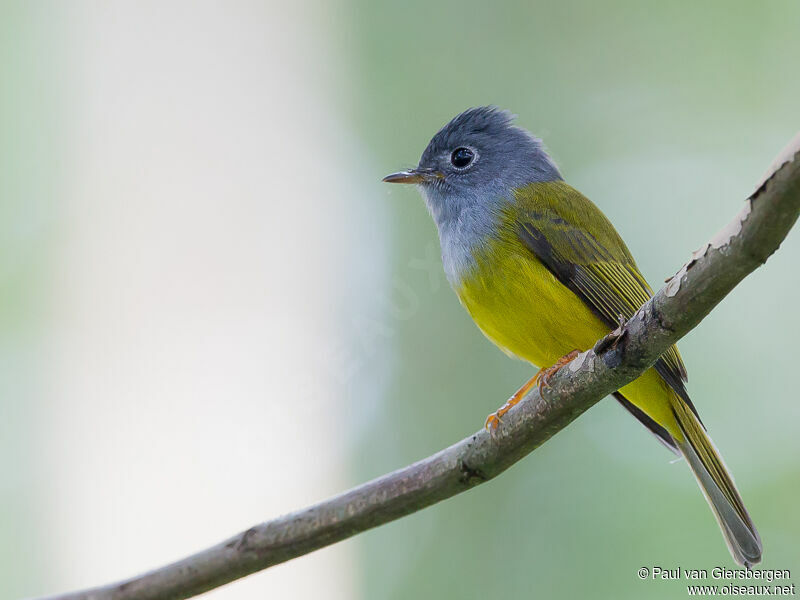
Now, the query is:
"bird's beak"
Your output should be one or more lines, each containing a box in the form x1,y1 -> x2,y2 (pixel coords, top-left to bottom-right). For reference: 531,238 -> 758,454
382,168 -> 441,184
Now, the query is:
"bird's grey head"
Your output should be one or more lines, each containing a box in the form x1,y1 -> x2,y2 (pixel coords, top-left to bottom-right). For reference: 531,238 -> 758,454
384,106 -> 562,229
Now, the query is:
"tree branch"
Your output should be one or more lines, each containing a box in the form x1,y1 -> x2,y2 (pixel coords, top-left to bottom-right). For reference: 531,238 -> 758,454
40,134 -> 800,600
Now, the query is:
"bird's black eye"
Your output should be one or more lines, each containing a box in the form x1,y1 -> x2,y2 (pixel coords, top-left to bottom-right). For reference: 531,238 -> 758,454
450,147 -> 475,169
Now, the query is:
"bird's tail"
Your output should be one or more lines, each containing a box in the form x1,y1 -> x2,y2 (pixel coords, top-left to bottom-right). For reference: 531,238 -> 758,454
671,395 -> 762,567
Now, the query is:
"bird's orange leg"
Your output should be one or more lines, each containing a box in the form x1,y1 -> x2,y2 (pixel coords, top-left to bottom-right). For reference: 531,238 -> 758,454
484,372 -> 541,431
485,349 -> 581,431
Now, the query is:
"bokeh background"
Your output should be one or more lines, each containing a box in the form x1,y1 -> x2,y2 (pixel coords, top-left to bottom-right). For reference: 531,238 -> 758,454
2,1 -> 798,598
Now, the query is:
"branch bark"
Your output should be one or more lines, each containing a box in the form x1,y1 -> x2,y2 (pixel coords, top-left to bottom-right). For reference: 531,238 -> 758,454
40,134 -> 800,600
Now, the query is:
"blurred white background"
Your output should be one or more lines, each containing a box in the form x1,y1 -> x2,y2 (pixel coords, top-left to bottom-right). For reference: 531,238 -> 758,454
3,1 -> 388,597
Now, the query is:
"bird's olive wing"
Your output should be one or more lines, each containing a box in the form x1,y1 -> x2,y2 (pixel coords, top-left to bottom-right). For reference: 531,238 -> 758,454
516,203 -> 694,412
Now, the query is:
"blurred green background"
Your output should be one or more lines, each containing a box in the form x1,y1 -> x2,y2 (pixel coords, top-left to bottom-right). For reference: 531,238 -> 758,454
2,1 -> 798,599
355,1 -> 799,598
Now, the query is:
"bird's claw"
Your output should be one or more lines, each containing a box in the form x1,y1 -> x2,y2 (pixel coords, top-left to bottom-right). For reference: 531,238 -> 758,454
484,412 -> 502,432
483,349 -> 580,434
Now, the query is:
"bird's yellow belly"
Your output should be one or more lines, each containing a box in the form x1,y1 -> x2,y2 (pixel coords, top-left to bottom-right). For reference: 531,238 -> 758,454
455,243 -> 679,434
457,249 -> 609,367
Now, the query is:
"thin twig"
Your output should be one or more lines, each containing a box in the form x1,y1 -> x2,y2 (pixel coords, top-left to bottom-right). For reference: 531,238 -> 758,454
38,134 -> 800,600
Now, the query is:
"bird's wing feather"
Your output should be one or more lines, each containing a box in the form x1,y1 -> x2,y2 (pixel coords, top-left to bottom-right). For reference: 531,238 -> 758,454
512,182 -> 696,417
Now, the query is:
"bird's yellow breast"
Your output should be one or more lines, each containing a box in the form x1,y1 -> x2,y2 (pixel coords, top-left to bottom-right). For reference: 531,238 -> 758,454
455,228 -> 679,433
456,234 -> 609,367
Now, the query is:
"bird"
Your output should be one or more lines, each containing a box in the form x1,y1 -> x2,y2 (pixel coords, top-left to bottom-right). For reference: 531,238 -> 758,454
383,106 -> 761,567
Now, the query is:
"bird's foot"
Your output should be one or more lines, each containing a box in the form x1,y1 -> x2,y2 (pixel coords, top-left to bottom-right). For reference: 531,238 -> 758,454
537,349 -> 581,390
484,349 -> 580,432
484,372 -> 541,432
